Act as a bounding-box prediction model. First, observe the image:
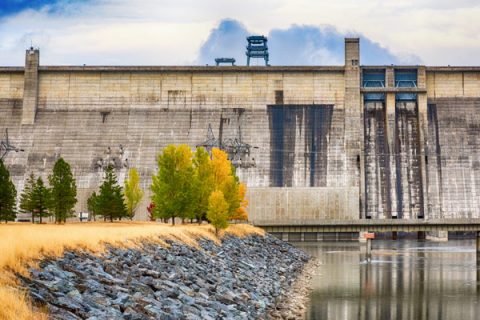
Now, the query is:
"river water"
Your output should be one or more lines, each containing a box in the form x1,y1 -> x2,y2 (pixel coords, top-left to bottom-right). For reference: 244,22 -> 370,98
294,240 -> 480,320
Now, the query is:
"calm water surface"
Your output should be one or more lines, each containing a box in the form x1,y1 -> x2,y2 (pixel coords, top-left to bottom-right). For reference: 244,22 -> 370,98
294,240 -> 480,320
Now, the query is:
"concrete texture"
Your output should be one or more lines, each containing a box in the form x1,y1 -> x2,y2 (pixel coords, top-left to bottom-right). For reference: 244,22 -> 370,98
1,38 -> 480,224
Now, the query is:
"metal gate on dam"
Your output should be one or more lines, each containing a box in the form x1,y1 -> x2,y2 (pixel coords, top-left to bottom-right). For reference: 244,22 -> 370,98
0,38 -> 479,226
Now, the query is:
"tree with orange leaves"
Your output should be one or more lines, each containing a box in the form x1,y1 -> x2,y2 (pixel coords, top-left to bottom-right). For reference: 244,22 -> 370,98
210,148 -> 248,221
231,183 -> 248,221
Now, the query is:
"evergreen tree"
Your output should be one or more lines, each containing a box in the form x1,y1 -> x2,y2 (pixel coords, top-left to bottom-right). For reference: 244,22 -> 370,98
151,144 -> 195,225
207,190 -> 229,236
0,160 -> 17,223
19,173 -> 36,223
30,177 -> 50,224
124,168 -> 144,220
192,147 -> 214,223
87,191 -> 98,221
48,158 -> 77,223
96,165 -> 127,222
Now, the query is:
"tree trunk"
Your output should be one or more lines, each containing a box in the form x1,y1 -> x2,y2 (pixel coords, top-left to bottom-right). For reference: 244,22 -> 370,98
40,214 -> 42,224
171,216 -> 175,226
110,215 -> 113,222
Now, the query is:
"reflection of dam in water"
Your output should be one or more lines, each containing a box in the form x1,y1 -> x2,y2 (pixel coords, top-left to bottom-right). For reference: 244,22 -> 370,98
297,241 -> 480,320
1,38 -> 480,226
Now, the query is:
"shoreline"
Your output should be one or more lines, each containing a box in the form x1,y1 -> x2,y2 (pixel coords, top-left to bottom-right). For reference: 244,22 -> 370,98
267,258 -> 319,319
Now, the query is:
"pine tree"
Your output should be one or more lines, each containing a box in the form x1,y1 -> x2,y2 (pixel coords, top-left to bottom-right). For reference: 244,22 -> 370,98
87,191 -> 98,221
48,158 -> 77,223
0,160 -> 17,223
124,168 -> 144,220
30,177 -> 50,224
96,165 -> 127,222
207,190 -> 229,236
20,173 -> 36,223
151,144 -> 195,225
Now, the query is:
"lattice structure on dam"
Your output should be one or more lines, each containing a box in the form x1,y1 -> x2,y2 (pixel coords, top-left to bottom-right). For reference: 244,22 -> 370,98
1,39 -> 479,226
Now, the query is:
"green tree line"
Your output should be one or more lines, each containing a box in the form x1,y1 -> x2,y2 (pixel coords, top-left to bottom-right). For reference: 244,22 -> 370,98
0,145 -> 248,233
0,158 -> 77,223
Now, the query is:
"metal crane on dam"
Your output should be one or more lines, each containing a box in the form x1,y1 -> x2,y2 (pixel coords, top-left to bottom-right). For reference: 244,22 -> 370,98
197,124 -> 257,168
0,129 -> 24,160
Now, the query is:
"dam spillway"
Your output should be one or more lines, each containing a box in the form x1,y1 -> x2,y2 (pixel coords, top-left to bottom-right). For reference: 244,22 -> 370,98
0,38 -> 479,224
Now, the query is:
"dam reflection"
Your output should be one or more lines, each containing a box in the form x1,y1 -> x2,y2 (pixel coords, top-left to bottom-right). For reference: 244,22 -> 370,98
295,240 -> 480,320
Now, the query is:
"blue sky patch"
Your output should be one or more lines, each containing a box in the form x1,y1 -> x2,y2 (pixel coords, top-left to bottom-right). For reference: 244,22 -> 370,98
0,0 -> 90,18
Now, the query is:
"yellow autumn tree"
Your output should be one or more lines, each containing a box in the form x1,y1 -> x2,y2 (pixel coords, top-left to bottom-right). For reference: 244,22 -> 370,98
210,148 -> 243,219
231,183 -> 248,221
207,190 -> 229,235
211,148 -> 232,187
124,168 -> 144,220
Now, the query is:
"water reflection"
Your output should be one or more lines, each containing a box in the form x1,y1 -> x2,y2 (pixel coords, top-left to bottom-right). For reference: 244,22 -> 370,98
294,240 -> 480,320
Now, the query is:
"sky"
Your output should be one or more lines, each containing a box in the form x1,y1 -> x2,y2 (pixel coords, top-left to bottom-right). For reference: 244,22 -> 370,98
0,0 -> 479,66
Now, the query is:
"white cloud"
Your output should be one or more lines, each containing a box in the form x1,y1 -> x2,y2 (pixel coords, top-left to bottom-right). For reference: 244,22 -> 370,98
0,0 -> 479,66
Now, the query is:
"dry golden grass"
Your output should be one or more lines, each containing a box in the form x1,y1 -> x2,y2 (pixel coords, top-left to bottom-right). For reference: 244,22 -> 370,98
0,222 -> 263,320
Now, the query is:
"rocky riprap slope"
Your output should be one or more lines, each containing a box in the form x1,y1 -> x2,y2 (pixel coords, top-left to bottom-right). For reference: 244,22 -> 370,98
22,234 -> 310,320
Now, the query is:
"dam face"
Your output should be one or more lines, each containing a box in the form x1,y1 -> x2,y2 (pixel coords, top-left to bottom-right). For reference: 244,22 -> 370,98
1,40 -> 479,223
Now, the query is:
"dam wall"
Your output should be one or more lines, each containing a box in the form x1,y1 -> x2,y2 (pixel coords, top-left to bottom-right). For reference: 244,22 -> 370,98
1,40 -> 479,223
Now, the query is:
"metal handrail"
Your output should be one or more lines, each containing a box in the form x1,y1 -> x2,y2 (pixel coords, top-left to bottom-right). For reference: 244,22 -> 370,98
395,80 -> 417,87
362,80 -> 385,88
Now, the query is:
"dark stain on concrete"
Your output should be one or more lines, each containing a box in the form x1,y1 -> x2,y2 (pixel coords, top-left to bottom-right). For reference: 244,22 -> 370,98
364,102 -> 392,218
427,103 -> 443,214
395,101 -> 424,219
268,105 -> 333,187
305,106 -> 333,187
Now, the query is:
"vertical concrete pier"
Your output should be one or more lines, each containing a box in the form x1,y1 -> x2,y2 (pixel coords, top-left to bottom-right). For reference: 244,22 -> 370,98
344,38 -> 362,216
21,47 -> 39,125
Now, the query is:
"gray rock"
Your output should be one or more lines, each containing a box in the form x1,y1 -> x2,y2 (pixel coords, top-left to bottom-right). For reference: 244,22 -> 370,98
24,234 -> 310,320
112,292 -> 130,305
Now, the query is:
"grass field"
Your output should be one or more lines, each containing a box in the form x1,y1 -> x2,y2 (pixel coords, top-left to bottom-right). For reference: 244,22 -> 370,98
0,222 -> 263,320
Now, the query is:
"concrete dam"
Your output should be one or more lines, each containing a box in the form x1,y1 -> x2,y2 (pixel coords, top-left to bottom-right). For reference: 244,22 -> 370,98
1,38 -> 479,230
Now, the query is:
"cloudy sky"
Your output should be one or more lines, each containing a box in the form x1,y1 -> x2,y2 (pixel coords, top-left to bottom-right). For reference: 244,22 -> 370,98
0,0 -> 479,66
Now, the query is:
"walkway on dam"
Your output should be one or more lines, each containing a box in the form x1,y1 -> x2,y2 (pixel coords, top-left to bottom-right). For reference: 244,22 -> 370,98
255,218 -> 480,261
255,218 -> 480,233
